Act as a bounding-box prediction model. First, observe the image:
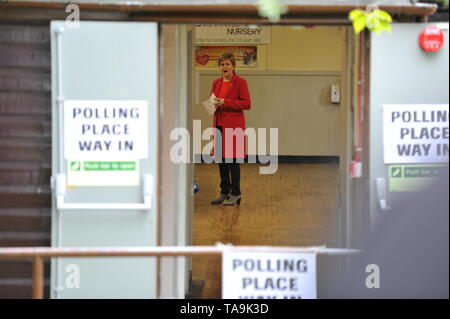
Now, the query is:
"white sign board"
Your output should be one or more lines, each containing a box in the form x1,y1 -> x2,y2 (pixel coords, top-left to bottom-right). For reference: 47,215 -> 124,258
64,100 -> 148,160
222,251 -> 317,299
194,24 -> 271,44
383,104 -> 449,164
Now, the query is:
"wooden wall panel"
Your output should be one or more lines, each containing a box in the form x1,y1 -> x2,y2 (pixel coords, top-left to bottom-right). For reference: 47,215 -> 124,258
0,24 -> 50,44
0,69 -> 51,91
0,115 -> 51,138
0,22 -> 52,299
0,92 -> 51,115
0,44 -> 51,68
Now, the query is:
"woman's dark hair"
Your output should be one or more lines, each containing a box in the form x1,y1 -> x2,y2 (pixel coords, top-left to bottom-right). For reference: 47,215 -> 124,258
218,52 -> 236,67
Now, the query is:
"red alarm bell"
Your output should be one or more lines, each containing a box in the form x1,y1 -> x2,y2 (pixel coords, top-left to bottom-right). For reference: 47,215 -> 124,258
419,26 -> 444,52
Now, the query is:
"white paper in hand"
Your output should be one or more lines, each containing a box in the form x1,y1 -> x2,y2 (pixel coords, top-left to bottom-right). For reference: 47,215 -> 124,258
201,93 -> 216,116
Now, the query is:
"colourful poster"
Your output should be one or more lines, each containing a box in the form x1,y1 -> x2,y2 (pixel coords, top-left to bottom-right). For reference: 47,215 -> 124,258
195,46 -> 257,68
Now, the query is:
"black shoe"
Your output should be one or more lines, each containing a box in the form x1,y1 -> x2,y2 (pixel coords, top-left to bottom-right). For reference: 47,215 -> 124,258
211,193 -> 230,205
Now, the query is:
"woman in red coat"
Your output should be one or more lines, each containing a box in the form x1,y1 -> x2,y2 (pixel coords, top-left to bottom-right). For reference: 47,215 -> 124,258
210,52 -> 251,206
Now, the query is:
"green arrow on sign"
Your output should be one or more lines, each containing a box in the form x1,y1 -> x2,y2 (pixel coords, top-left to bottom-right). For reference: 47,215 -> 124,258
70,161 -> 81,171
391,166 -> 402,178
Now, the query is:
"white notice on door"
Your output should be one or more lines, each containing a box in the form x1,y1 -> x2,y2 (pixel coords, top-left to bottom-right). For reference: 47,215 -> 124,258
383,104 -> 449,164
222,251 -> 317,299
64,100 -> 148,160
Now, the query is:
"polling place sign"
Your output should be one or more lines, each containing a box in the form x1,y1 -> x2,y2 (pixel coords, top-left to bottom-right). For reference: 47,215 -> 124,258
383,104 -> 449,164
64,100 -> 148,160
222,251 -> 317,299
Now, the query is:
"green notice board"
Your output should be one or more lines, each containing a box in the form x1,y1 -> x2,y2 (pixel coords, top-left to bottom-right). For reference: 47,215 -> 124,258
67,160 -> 139,186
389,164 -> 448,192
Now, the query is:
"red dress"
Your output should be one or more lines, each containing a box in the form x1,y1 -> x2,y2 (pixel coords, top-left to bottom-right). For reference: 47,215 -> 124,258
210,73 -> 251,159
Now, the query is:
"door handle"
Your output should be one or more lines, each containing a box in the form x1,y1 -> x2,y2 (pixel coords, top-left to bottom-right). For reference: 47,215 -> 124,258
54,173 -> 154,211
376,177 -> 392,211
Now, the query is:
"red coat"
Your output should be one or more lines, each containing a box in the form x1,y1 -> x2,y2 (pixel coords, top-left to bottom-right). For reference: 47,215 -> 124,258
210,73 -> 251,159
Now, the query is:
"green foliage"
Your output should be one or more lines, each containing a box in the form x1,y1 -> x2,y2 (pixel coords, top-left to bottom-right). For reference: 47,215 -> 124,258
257,0 -> 289,23
349,8 -> 392,35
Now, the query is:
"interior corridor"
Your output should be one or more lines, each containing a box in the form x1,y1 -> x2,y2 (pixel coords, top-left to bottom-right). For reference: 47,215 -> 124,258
191,162 -> 339,298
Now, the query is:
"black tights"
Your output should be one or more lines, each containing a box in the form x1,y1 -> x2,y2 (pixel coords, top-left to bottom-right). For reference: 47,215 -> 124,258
218,161 -> 241,196
215,126 -> 242,196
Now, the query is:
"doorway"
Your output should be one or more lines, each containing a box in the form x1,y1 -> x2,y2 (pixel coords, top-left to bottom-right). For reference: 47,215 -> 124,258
188,25 -> 351,298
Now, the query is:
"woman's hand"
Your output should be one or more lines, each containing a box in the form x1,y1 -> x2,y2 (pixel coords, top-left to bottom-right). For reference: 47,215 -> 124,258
214,98 -> 224,109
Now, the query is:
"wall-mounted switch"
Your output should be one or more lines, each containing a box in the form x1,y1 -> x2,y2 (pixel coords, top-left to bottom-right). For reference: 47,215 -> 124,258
331,84 -> 340,104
